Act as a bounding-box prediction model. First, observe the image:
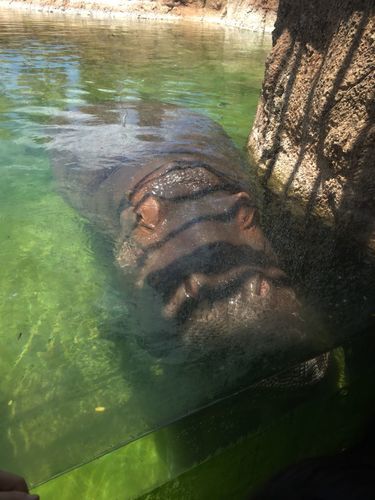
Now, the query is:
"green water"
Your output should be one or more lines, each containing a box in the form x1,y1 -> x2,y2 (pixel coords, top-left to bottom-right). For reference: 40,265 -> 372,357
0,9 -> 271,492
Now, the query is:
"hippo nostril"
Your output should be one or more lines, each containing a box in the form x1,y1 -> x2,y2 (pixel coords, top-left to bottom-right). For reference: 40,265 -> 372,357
184,274 -> 202,299
250,274 -> 271,297
259,277 -> 270,297
163,276 -> 200,319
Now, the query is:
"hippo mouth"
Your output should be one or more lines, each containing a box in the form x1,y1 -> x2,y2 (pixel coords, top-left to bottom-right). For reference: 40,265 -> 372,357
134,267 -> 305,365
162,265 -> 292,321
116,240 -> 299,324
174,273 -> 305,365
116,245 -> 307,370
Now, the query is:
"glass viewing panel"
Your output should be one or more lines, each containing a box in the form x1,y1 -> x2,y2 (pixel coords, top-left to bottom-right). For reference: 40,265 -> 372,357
0,9 -> 373,495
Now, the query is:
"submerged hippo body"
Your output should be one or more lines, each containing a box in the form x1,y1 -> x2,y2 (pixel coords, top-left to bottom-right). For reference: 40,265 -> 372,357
50,101 -> 326,378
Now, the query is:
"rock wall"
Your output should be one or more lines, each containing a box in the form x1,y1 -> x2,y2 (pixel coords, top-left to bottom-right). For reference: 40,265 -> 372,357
248,0 -> 374,253
0,0 -> 278,31
167,0 -> 278,31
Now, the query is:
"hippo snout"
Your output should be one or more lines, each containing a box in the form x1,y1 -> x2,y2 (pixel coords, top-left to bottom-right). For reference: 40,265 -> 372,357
115,163 -> 304,354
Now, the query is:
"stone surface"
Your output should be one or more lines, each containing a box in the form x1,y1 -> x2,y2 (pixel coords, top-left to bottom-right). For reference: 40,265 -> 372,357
248,0 -> 374,253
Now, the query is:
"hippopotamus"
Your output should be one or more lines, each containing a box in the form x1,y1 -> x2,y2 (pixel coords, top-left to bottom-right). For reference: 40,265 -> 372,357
49,101 -> 327,381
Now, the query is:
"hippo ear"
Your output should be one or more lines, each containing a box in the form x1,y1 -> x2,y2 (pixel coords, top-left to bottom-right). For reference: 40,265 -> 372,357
234,192 -> 257,230
136,195 -> 165,230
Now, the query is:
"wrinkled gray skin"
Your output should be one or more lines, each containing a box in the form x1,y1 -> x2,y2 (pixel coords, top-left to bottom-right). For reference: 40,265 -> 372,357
50,102 -> 327,381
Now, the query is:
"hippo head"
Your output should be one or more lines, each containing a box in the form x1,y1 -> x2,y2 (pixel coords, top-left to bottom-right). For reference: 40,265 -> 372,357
116,159 -> 306,364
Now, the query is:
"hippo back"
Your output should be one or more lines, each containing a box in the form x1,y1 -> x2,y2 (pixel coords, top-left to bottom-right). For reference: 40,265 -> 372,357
49,101 -> 253,235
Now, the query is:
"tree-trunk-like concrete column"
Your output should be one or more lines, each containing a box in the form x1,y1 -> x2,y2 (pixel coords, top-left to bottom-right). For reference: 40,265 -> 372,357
248,0 -> 374,252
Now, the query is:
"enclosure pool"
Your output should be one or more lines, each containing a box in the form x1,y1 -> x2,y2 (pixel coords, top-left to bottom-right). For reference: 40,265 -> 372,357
0,8 -> 374,499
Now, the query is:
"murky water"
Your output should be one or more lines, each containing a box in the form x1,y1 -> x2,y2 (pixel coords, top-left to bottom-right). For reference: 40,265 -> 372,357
0,10 -> 271,489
